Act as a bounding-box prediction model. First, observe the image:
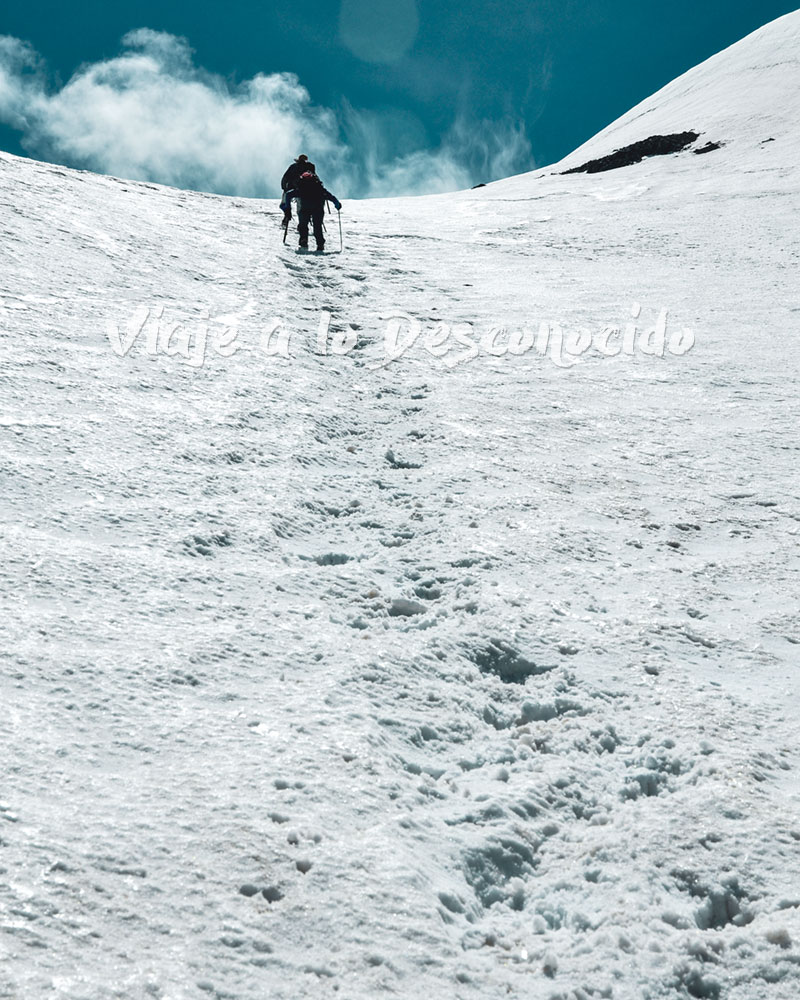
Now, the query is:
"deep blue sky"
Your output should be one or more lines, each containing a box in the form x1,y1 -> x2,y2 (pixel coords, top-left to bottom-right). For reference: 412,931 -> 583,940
1,0 -> 797,191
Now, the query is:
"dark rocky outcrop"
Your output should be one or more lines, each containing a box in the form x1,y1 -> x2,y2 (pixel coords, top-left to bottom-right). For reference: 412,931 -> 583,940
694,141 -> 723,154
562,131 -> 701,174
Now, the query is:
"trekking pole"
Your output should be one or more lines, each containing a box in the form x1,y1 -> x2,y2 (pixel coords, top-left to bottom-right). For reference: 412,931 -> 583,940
338,210 -> 343,251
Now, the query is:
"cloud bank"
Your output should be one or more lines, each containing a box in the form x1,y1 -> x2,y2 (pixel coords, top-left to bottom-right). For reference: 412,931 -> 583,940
0,29 -> 534,198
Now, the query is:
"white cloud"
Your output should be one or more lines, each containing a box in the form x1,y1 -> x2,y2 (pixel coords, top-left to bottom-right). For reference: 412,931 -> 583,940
0,36 -> 43,129
0,30 -> 534,198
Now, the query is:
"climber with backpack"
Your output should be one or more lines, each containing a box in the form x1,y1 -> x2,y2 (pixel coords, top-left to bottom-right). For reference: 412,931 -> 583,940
280,154 -> 316,227
280,169 -> 342,252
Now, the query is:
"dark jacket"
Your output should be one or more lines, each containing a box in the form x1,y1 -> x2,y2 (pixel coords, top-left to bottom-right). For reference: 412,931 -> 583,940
281,177 -> 341,214
281,160 -> 316,192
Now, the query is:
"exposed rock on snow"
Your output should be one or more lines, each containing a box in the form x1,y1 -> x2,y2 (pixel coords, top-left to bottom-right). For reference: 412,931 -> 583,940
562,131 -> 701,174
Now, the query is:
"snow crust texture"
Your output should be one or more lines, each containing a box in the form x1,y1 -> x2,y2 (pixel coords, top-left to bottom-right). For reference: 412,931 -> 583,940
2,10 -> 800,1000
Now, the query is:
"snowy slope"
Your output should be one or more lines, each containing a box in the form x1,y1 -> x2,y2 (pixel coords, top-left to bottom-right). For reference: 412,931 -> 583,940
557,10 -> 800,171
1,10 -> 800,1000
565,13 -> 800,167
491,7 -> 800,196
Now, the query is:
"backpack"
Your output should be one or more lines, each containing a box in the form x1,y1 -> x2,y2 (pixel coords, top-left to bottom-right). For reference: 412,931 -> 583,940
295,172 -> 326,209
281,160 -> 316,191
297,172 -> 322,194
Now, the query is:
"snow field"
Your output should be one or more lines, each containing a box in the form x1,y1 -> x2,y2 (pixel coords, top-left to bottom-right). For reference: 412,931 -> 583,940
1,11 -> 800,999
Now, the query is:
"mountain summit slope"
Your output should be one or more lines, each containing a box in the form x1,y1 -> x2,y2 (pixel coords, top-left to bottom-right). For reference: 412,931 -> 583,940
561,8 -> 800,172
1,11 -> 799,1000
484,7 -> 800,194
